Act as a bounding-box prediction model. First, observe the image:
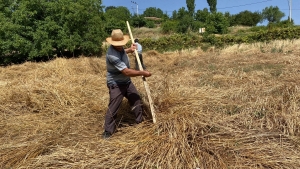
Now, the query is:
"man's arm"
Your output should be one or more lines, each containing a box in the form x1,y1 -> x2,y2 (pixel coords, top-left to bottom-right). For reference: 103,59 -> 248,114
125,43 -> 136,54
121,68 -> 151,77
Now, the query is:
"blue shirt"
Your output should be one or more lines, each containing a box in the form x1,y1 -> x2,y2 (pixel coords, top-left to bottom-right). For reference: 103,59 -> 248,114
136,42 -> 142,54
106,45 -> 131,85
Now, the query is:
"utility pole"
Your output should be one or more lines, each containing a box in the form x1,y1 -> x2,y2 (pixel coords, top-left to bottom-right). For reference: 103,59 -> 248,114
287,0 -> 292,22
131,1 -> 138,16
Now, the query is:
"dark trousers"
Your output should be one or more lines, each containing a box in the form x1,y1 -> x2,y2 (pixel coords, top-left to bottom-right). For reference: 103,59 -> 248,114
104,82 -> 143,134
135,53 -> 146,70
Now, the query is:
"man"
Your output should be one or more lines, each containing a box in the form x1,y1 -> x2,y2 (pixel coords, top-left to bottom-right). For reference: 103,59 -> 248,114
103,29 -> 152,139
134,38 -> 146,70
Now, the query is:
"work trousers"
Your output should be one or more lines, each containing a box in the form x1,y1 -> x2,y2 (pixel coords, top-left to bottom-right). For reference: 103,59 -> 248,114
104,82 -> 143,134
135,53 -> 146,70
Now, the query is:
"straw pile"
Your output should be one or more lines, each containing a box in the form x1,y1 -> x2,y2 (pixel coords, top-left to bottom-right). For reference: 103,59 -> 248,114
1,39 -> 300,168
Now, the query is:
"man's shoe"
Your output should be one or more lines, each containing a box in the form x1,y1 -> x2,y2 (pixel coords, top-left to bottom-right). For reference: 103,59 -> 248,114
102,131 -> 112,139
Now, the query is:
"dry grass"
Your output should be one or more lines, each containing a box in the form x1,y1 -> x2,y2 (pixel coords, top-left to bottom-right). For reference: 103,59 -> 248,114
1,39 -> 300,169
132,27 -> 163,40
228,25 -> 252,35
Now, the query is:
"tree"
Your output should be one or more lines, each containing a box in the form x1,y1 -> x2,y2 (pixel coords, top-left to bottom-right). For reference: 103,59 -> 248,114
195,8 -> 210,22
186,0 -> 195,17
171,10 -> 178,20
104,6 -> 131,34
105,6 -> 131,22
262,6 -> 285,23
131,15 -> 147,28
143,7 -> 164,18
177,14 -> 194,33
0,0 -> 106,65
233,10 -> 262,26
205,12 -> 229,34
207,0 -> 217,13
176,7 -> 188,20
161,20 -> 178,33
105,6 -> 116,12
224,12 -> 235,26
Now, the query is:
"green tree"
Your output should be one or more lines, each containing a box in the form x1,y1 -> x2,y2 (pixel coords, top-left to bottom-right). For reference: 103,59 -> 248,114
186,0 -> 195,17
195,8 -> 210,22
176,7 -> 188,20
262,6 -> 285,23
205,12 -> 229,34
172,10 -> 178,20
177,14 -> 194,33
104,6 -> 131,22
171,7 -> 194,33
207,0 -> 217,13
224,11 -> 235,26
161,20 -> 178,33
233,10 -> 262,26
143,7 -> 164,18
131,15 -> 147,28
104,6 -> 131,35
0,0 -> 106,64
105,6 -> 116,12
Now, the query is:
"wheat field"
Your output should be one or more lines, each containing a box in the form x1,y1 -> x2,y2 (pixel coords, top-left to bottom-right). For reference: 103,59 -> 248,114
1,39 -> 300,168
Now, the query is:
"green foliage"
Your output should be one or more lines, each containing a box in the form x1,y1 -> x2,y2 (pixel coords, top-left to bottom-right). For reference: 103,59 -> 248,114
177,15 -> 194,33
131,16 -> 147,28
202,27 -> 300,47
191,21 -> 205,32
104,18 -> 127,35
0,0 -> 105,65
195,8 -> 210,22
105,6 -> 116,12
143,7 -> 164,18
104,6 -> 131,22
205,12 -> 229,34
103,6 -> 131,34
171,10 -> 178,20
145,21 -> 156,28
176,7 -> 188,20
233,10 -> 262,26
161,20 -> 178,34
207,0 -> 217,13
262,6 -> 285,23
224,12 -> 235,26
186,0 -> 195,17
269,19 -> 294,28
249,26 -> 268,32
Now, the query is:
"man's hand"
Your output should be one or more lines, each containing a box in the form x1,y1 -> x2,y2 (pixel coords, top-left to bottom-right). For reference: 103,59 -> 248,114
125,43 -> 137,53
142,70 -> 151,77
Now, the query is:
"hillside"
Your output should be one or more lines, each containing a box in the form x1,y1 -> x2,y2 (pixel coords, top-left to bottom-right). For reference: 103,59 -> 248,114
1,39 -> 300,168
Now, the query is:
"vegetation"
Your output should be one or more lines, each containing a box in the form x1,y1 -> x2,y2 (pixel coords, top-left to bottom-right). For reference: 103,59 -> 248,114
130,26 -> 300,54
186,0 -> 195,17
262,6 -> 285,23
231,10 -> 262,27
0,0 -> 105,64
0,0 -> 297,65
207,0 -> 217,13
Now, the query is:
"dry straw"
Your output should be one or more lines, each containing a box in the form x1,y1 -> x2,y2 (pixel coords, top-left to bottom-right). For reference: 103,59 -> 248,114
1,39 -> 300,168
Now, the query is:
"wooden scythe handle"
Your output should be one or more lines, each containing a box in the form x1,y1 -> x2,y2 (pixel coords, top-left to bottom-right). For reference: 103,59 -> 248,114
126,21 -> 157,123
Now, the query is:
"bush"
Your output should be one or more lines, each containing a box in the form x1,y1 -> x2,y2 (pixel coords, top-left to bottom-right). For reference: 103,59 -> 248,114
0,0 -> 106,65
205,12 -> 229,34
146,21 -> 156,28
161,20 -> 178,34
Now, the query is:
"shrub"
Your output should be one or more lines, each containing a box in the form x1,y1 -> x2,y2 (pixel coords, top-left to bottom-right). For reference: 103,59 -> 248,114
0,0 -> 106,65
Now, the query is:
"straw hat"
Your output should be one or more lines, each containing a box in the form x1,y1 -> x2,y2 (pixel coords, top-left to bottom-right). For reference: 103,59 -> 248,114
106,29 -> 130,46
